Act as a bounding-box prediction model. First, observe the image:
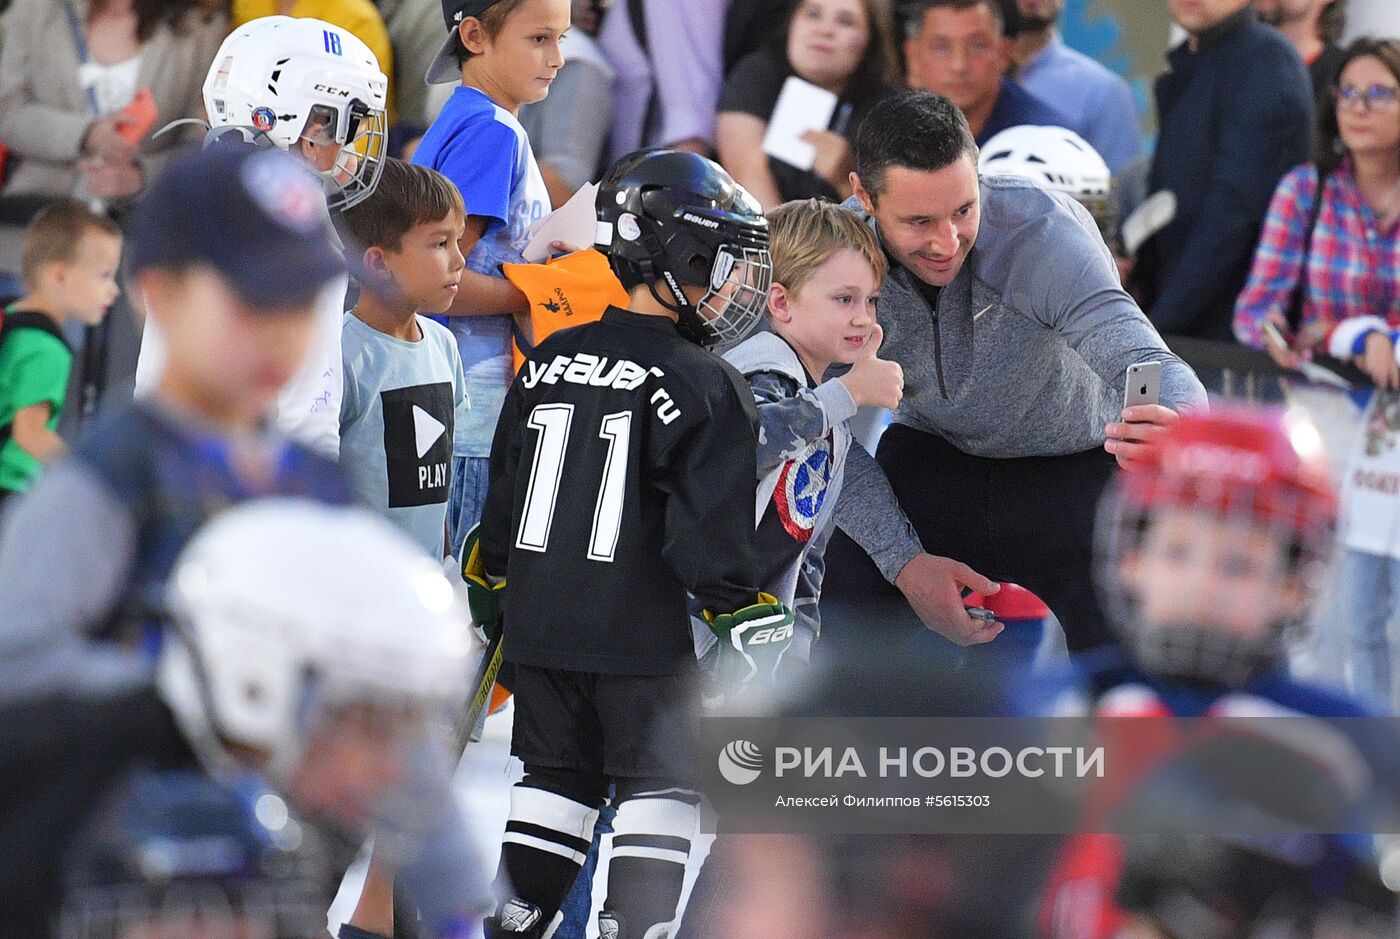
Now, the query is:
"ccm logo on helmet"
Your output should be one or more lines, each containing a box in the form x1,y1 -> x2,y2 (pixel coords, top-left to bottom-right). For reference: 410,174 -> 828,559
314,84 -> 352,98
681,212 -> 720,229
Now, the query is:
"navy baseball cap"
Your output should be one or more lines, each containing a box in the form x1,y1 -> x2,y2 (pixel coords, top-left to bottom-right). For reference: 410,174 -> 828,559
426,0 -> 506,84
127,145 -> 344,309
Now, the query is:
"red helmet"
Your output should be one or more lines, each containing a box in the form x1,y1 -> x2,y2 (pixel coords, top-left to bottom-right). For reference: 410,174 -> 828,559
1097,406 -> 1338,684
1116,406 -> 1336,550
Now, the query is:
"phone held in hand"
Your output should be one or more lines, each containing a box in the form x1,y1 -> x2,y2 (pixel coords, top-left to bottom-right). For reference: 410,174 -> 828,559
1261,320 -> 1289,352
1123,360 -> 1163,412
116,89 -> 158,147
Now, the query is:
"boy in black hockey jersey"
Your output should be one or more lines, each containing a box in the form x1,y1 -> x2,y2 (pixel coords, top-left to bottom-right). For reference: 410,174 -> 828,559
463,149 -> 792,939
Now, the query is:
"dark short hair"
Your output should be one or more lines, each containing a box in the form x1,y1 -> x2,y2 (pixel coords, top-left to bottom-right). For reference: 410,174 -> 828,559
21,200 -> 121,289
1318,36 -> 1400,178
1318,0 -> 1347,46
853,91 -> 979,198
338,158 -> 465,255
901,0 -> 1014,40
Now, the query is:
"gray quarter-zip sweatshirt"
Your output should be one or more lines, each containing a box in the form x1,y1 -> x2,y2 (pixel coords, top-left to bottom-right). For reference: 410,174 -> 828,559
836,175 -> 1208,581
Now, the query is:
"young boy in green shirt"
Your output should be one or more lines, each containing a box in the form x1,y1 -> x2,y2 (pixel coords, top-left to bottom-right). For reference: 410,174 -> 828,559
0,202 -> 120,504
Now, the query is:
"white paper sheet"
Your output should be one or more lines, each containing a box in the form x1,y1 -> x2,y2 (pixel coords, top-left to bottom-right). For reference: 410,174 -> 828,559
1120,189 -> 1178,257
761,76 -> 839,172
522,181 -> 600,263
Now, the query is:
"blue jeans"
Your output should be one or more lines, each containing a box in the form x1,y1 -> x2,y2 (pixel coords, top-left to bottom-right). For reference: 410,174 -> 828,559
1336,547 -> 1400,712
447,454 -> 491,559
555,798 -> 616,938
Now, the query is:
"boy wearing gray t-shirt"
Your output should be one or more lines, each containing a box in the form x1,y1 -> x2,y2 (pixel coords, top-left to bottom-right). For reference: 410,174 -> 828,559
339,159 -> 471,557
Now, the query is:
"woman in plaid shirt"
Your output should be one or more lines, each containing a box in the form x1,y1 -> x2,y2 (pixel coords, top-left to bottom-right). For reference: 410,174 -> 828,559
1235,39 -> 1400,709
1233,37 -> 1400,389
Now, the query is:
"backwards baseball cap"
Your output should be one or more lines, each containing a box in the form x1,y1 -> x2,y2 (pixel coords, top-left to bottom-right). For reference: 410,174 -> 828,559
426,0 -> 507,84
127,144 -> 344,308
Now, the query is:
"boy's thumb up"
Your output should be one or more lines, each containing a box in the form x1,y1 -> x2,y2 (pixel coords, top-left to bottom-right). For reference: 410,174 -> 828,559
860,322 -> 884,360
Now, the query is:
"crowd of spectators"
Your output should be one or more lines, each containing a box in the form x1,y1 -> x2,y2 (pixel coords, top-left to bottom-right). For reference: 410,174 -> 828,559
0,1 -> 1394,933
0,0 -> 1379,348
0,0 -> 1394,698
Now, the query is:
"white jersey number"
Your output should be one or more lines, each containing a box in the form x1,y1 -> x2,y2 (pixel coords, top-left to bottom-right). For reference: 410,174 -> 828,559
516,405 -> 632,563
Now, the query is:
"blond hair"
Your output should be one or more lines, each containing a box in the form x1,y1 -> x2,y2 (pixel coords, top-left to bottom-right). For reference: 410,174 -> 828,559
767,199 -> 887,298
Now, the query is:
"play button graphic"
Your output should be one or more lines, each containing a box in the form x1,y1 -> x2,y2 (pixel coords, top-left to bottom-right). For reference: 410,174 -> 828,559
381,381 -> 453,508
413,405 -> 446,458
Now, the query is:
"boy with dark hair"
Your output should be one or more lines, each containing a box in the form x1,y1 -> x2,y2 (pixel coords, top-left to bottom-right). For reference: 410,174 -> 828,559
338,158 -> 470,558
0,201 -> 120,505
465,149 -> 790,939
413,0 -> 569,557
0,145 -> 352,700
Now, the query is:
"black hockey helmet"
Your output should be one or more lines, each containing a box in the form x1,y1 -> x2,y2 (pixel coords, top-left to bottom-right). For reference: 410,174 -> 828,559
595,148 -> 771,347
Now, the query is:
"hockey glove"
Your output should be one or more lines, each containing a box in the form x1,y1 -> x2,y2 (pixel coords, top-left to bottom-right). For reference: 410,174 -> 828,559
459,523 -> 505,643
705,593 -> 795,688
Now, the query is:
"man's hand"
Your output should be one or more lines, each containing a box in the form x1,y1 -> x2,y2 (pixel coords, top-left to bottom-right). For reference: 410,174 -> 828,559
1358,331 -> 1400,390
1104,404 -> 1180,470
1113,251 -> 1135,288
839,324 -> 904,409
893,554 -> 1003,645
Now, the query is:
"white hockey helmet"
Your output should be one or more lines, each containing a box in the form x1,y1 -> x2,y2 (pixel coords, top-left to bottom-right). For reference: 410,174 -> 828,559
157,499 -> 474,785
202,15 -> 389,212
979,124 -> 1112,232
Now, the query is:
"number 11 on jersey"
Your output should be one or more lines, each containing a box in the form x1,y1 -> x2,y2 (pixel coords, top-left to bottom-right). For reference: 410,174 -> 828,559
516,404 -> 632,563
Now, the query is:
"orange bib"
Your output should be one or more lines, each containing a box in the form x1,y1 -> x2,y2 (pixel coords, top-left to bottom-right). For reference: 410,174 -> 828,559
502,249 -> 629,374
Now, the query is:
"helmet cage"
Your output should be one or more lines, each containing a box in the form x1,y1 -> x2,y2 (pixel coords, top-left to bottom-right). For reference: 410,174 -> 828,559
695,241 -> 772,348
632,198 -> 771,347
1096,473 -> 1335,685
301,99 -> 387,213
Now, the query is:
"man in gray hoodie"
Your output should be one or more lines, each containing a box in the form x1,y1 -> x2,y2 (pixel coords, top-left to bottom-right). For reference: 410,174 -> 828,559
825,91 -> 1206,654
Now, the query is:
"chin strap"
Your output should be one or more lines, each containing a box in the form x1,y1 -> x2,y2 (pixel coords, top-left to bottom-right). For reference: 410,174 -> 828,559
643,265 -> 709,344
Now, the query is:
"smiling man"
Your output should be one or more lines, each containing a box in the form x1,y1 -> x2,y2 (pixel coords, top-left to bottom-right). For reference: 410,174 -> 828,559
822,91 -> 1206,655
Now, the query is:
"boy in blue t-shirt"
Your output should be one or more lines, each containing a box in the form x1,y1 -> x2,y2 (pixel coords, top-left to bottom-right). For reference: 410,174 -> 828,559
412,0 -> 568,556
338,159 -> 472,559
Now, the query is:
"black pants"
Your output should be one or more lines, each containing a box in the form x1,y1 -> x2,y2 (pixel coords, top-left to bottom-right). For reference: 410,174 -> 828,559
821,425 -> 1118,656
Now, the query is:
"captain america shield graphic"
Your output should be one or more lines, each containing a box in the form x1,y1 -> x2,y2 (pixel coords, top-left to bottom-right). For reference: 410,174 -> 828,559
774,439 -> 833,541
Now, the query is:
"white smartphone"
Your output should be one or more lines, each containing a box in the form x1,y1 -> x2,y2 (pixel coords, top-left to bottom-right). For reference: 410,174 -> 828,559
1261,320 -> 1289,351
1124,361 -> 1163,411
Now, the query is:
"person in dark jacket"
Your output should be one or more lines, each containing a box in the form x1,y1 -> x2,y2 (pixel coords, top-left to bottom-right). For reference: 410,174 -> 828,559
1254,0 -> 1349,109
1133,0 -> 1314,341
